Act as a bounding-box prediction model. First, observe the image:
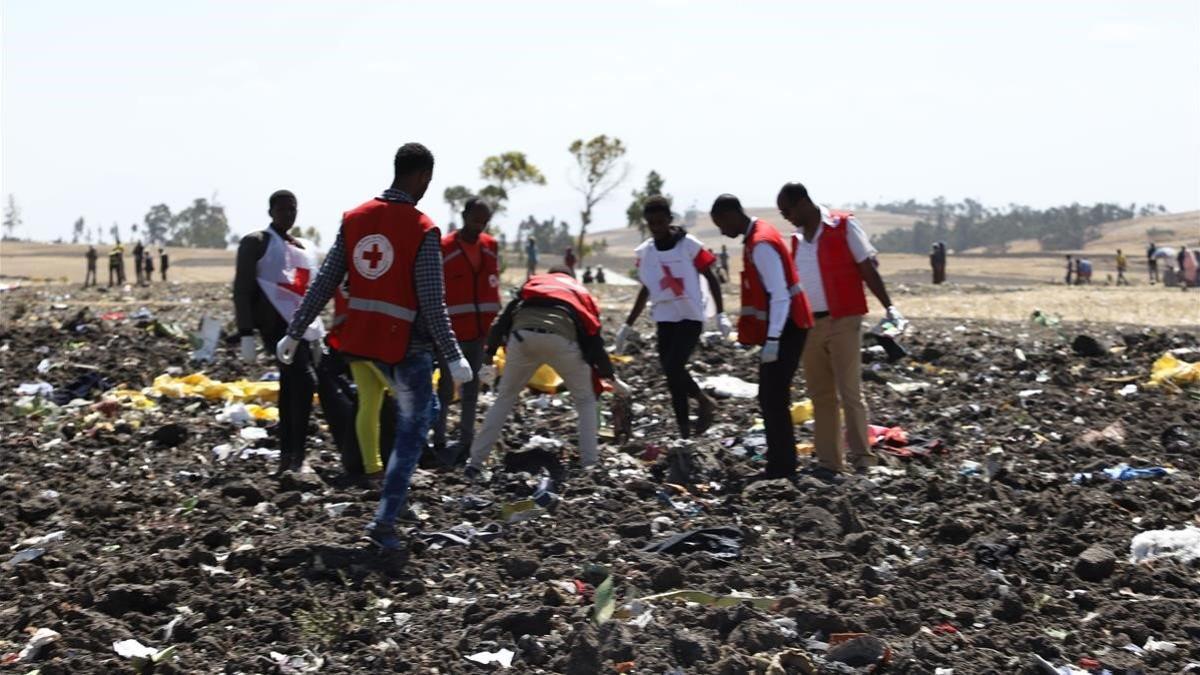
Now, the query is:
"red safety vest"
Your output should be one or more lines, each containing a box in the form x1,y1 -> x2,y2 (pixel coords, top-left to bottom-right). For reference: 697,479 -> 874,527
740,219 -> 813,345
814,210 -> 869,318
331,198 -> 435,363
441,231 -> 501,342
520,272 -> 601,336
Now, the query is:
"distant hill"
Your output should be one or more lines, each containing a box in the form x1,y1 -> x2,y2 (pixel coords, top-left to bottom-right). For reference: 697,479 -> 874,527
961,211 -> 1200,255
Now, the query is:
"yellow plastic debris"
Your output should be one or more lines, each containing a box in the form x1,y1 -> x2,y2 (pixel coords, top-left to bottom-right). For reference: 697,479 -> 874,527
1147,352 -> 1200,390
609,354 -> 634,364
109,389 -> 158,409
150,373 -> 280,404
790,398 -> 814,424
493,347 -> 564,394
244,404 -> 279,422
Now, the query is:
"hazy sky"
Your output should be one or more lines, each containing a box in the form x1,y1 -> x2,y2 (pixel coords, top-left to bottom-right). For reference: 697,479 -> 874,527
3,1 -> 1198,246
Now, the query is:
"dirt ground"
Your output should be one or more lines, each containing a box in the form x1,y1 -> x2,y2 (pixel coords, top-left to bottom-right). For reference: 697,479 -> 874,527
1,279 -> 1199,673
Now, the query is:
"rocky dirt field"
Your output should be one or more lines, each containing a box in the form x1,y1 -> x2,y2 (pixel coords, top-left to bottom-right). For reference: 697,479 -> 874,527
1,282 -> 1199,674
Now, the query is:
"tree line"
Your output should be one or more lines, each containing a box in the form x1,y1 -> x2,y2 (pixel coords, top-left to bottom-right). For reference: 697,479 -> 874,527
868,197 -> 1170,253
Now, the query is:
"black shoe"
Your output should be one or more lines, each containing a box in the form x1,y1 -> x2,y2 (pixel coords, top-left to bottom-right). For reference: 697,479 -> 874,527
464,465 -> 482,483
363,522 -> 405,551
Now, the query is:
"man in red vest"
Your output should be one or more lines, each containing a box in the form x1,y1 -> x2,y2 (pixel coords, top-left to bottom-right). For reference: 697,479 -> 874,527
433,197 -> 501,464
777,182 -> 902,480
278,143 -> 473,551
711,194 -> 813,481
466,267 -> 623,478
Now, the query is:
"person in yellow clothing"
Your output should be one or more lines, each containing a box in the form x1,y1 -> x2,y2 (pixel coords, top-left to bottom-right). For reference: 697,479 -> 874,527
1116,249 -> 1129,286
350,360 -> 392,478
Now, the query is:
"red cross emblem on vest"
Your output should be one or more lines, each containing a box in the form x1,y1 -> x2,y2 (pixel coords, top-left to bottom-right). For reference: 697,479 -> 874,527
660,263 -> 685,297
362,243 -> 384,269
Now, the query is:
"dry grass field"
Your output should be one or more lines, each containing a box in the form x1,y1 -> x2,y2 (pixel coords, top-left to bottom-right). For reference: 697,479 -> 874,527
3,210 -> 1197,328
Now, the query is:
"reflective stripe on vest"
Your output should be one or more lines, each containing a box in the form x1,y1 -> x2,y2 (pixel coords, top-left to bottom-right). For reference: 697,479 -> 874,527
446,302 -> 502,315
443,249 -> 463,265
347,297 -> 417,321
739,307 -> 768,320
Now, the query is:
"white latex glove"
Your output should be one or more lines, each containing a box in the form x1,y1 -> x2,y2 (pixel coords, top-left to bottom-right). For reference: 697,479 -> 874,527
275,335 -> 299,365
760,338 -> 780,364
477,364 -> 498,388
239,336 -> 258,363
716,312 -> 734,339
610,376 -> 631,397
614,324 -> 633,353
449,356 -> 474,384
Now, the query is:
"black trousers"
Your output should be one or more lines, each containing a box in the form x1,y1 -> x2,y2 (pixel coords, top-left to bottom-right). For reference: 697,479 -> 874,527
276,339 -> 318,470
758,319 -> 807,477
656,320 -> 703,437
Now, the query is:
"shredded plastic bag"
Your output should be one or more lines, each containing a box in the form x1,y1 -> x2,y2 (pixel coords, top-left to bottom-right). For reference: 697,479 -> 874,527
152,373 -> 279,404
1147,352 -> 1200,391
1130,526 -> 1200,564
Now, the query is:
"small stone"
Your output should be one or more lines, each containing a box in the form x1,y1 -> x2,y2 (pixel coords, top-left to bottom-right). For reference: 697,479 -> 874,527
1075,546 -> 1117,582
279,472 -> 324,493
615,521 -> 652,538
650,563 -> 683,591
1071,334 -> 1109,357
500,556 -> 540,579
843,531 -> 878,556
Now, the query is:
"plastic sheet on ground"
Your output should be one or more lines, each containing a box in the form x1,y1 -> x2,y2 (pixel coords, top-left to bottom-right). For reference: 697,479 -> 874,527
617,590 -> 778,618
1147,352 -> 1200,391
641,526 -> 743,559
466,648 -> 515,668
790,398 -> 813,424
413,523 -> 503,548
1129,525 -> 1200,564
215,402 -> 279,425
14,381 -> 54,397
152,373 -> 279,404
700,375 -> 757,399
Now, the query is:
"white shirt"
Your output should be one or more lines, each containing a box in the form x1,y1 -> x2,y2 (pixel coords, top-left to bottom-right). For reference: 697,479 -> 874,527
745,219 -> 790,339
791,205 -> 876,313
635,232 -> 714,323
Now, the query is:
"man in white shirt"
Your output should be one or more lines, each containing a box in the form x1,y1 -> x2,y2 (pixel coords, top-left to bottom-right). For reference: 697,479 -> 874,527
711,194 -> 813,480
777,182 -> 902,477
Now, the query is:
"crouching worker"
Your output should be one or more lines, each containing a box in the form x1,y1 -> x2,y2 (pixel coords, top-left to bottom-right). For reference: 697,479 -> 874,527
278,143 -> 473,551
467,267 -> 625,478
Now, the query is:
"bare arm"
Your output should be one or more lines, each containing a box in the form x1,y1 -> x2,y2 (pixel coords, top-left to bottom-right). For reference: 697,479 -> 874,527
623,286 -> 650,326
857,259 -> 892,309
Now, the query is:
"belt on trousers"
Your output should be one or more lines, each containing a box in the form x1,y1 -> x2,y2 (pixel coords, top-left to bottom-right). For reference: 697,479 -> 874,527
512,327 -> 555,341
813,311 -> 831,319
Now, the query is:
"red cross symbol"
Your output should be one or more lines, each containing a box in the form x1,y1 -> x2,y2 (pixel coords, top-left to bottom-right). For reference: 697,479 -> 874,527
362,243 -> 384,269
277,267 -> 310,296
659,263 -> 685,297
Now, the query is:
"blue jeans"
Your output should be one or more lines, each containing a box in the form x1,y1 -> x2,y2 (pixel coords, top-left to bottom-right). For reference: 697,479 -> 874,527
372,351 -> 437,526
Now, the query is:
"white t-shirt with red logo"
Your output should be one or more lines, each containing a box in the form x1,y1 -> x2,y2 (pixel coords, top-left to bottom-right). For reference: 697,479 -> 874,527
635,231 -> 717,323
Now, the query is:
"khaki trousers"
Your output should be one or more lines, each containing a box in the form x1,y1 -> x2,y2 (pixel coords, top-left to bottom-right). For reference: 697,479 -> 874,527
468,330 -> 598,469
802,315 -> 874,472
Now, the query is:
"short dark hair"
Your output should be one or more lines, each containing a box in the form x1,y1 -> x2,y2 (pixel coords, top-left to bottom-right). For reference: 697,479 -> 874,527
710,193 -> 743,216
777,182 -> 810,206
394,143 -> 435,176
462,196 -> 490,216
643,195 -> 672,217
547,265 -> 573,275
269,190 -> 296,208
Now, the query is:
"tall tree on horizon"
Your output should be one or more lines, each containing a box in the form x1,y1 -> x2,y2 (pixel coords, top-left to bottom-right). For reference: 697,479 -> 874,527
626,170 -> 668,238
3,195 -> 22,240
568,135 -> 628,262
479,151 -> 546,215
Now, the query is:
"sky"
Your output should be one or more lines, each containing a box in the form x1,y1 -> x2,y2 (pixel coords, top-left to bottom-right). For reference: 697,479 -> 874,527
2,0 -> 1198,247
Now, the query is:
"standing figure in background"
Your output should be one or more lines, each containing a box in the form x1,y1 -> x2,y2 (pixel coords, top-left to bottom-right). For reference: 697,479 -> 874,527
1064,255 -> 1074,286
930,241 -> 947,284
159,247 -> 169,281
143,250 -> 154,284
1146,242 -> 1159,284
564,246 -> 577,277
1115,249 -> 1129,286
525,236 -> 538,278
133,240 -> 145,285
108,243 -> 124,287
433,196 -> 500,465
84,246 -> 98,287
718,245 -> 730,282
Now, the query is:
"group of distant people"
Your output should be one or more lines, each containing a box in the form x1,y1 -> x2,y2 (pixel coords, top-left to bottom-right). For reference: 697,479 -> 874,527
1065,243 -> 1199,289
84,241 -> 169,287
